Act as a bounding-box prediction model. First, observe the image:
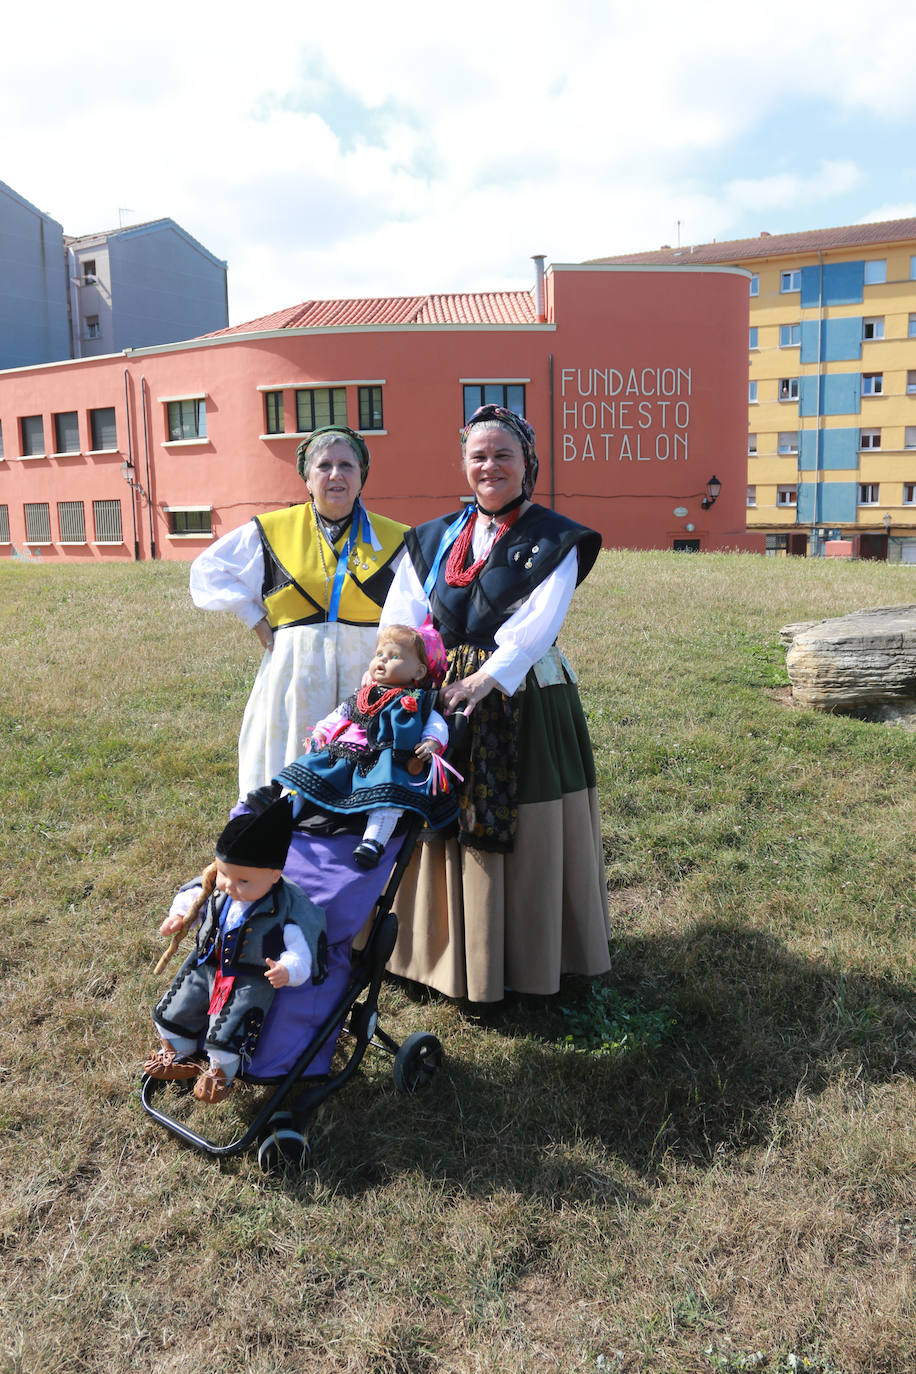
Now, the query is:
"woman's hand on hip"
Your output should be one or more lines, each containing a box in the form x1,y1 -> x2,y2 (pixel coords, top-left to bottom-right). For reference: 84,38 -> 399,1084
440,670 -> 498,716
254,616 -> 274,651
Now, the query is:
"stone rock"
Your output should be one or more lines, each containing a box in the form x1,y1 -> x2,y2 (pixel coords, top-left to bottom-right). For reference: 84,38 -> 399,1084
782,604 -> 916,722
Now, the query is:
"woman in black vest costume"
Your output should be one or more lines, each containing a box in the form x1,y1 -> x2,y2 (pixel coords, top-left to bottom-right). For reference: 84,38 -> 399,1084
380,405 -> 610,1003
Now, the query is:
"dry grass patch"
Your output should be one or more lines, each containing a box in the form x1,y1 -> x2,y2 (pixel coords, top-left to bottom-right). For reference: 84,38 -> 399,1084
1,554 -> 915,1373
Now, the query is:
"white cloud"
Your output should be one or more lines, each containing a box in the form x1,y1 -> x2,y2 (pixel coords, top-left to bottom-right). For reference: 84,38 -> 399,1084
3,0 -> 915,322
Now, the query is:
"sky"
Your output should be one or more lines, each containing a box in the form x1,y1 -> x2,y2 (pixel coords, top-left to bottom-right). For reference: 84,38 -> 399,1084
3,0 -> 916,327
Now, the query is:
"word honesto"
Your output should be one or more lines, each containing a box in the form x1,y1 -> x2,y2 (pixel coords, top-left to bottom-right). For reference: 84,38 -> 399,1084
560,365 -> 692,463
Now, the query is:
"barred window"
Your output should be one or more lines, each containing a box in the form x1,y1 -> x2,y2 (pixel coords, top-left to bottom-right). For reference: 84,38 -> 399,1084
296,387 -> 346,432
24,502 -> 51,542
54,412 -> 81,454
358,386 -> 384,430
167,398 -> 207,441
89,407 -> 117,450
0,504 -> 9,543
20,415 -> 45,457
93,499 -> 123,543
264,391 -> 285,435
58,500 -> 86,543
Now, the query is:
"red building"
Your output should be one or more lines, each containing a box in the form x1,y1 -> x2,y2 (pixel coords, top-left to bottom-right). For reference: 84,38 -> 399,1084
0,259 -> 750,559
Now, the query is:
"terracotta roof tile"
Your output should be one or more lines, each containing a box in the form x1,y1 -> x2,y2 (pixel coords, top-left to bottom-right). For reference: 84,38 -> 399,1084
206,289 -> 536,337
590,216 -> 916,267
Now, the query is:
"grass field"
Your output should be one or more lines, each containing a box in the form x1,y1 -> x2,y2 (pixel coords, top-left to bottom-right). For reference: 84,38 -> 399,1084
0,552 -> 913,1374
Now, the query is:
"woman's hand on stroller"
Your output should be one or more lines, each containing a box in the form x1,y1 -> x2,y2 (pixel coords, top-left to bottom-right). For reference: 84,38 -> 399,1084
265,957 -> 290,988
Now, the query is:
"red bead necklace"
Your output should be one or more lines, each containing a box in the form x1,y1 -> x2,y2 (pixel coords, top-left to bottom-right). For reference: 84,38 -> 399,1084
354,684 -> 404,717
444,505 -> 522,587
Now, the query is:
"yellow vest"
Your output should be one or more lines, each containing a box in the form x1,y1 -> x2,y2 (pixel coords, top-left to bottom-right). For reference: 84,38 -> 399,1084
254,504 -> 407,630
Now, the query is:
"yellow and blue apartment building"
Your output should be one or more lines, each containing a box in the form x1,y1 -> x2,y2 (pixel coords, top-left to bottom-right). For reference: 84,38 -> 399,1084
595,219 -> 916,559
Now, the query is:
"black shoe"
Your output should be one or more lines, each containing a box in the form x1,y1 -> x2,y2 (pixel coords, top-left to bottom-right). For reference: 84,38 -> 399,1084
353,839 -> 385,869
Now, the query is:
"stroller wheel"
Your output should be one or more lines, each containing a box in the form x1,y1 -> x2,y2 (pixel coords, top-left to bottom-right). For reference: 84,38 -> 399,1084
257,1111 -> 310,1174
392,1032 -> 443,1094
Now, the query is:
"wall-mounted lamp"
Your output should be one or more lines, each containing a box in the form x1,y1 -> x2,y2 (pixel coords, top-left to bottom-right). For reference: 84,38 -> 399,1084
882,513 -> 892,532
701,475 -> 722,510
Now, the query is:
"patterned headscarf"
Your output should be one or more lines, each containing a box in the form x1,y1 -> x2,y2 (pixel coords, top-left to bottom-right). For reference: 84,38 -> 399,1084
414,616 -> 448,689
460,404 -> 539,498
296,425 -> 371,486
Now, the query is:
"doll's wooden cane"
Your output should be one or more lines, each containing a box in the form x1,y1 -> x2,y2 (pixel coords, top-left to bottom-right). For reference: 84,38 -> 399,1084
153,862 -> 218,975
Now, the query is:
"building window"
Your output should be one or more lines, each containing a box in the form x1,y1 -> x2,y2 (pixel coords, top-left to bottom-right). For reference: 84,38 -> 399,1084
358,385 -> 384,430
85,316 -> 101,339
908,314 -> 916,339
863,316 -> 885,341
748,433 -> 757,456
777,431 -> 799,454
864,259 -> 886,285
264,391 -> 285,435
24,502 -> 51,542
746,485 -> 757,507
296,387 -> 346,432
89,407 -> 117,450
778,378 -> 799,401
911,256 -> 916,281
168,508 -> 213,536
766,533 -> 789,556
858,483 -> 880,505
82,260 -> 97,283
749,381 -> 758,404
749,274 -> 759,296
779,323 -> 801,347
58,500 -> 86,543
749,326 -> 758,349
904,483 -> 916,505
862,373 -> 884,396
93,499 -> 123,543
53,411 -> 80,454
462,383 -> 526,423
0,504 -> 9,542
909,371 -> 916,394
780,270 -> 801,293
167,398 -> 207,441
859,429 -> 882,450
905,428 -> 916,450
20,415 -> 45,457
776,486 -> 797,507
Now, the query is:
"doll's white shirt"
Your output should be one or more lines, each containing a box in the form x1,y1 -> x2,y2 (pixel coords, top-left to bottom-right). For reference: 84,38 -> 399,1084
168,887 -> 312,986
380,531 -> 579,697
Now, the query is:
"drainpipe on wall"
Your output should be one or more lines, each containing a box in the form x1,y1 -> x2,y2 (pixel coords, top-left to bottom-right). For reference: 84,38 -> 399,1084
123,368 -> 140,560
812,250 -> 824,556
140,376 -> 156,558
548,353 -> 556,511
67,248 -> 82,360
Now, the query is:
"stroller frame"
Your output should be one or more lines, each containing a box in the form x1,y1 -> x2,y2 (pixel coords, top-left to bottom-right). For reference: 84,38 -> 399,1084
140,808 -> 442,1171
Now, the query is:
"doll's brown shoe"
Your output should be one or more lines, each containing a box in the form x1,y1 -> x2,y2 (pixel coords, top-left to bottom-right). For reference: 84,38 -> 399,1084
193,1064 -> 234,1103
143,1044 -> 201,1080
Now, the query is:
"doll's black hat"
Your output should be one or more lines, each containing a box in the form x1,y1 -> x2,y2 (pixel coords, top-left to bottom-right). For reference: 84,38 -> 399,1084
215,797 -> 293,870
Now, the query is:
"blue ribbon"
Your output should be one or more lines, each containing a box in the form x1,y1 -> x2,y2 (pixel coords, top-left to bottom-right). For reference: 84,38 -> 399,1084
422,505 -> 475,599
327,499 -> 373,623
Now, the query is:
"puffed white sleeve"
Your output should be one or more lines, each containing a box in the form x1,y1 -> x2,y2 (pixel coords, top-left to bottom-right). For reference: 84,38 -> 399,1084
484,548 -> 579,696
379,553 -> 430,628
188,521 -> 268,630
278,923 -> 313,987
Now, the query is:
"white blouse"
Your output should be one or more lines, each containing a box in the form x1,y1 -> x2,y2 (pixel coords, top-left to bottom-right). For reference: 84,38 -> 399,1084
381,517 -> 579,696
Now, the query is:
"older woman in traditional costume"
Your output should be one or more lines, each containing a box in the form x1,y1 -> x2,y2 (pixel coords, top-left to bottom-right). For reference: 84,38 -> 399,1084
380,405 -> 610,1003
190,426 -> 407,799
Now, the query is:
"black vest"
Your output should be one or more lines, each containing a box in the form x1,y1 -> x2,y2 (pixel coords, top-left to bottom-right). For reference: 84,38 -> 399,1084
405,505 -> 601,650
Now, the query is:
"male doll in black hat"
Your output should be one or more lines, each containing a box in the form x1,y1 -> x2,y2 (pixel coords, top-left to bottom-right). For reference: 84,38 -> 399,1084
144,798 -> 326,1103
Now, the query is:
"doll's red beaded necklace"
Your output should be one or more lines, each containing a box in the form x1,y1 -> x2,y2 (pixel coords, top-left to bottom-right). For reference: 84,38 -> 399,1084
354,684 -> 404,716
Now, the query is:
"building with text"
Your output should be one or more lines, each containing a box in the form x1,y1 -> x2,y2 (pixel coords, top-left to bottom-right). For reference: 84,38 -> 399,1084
0,259 -> 749,560
594,219 -> 916,561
